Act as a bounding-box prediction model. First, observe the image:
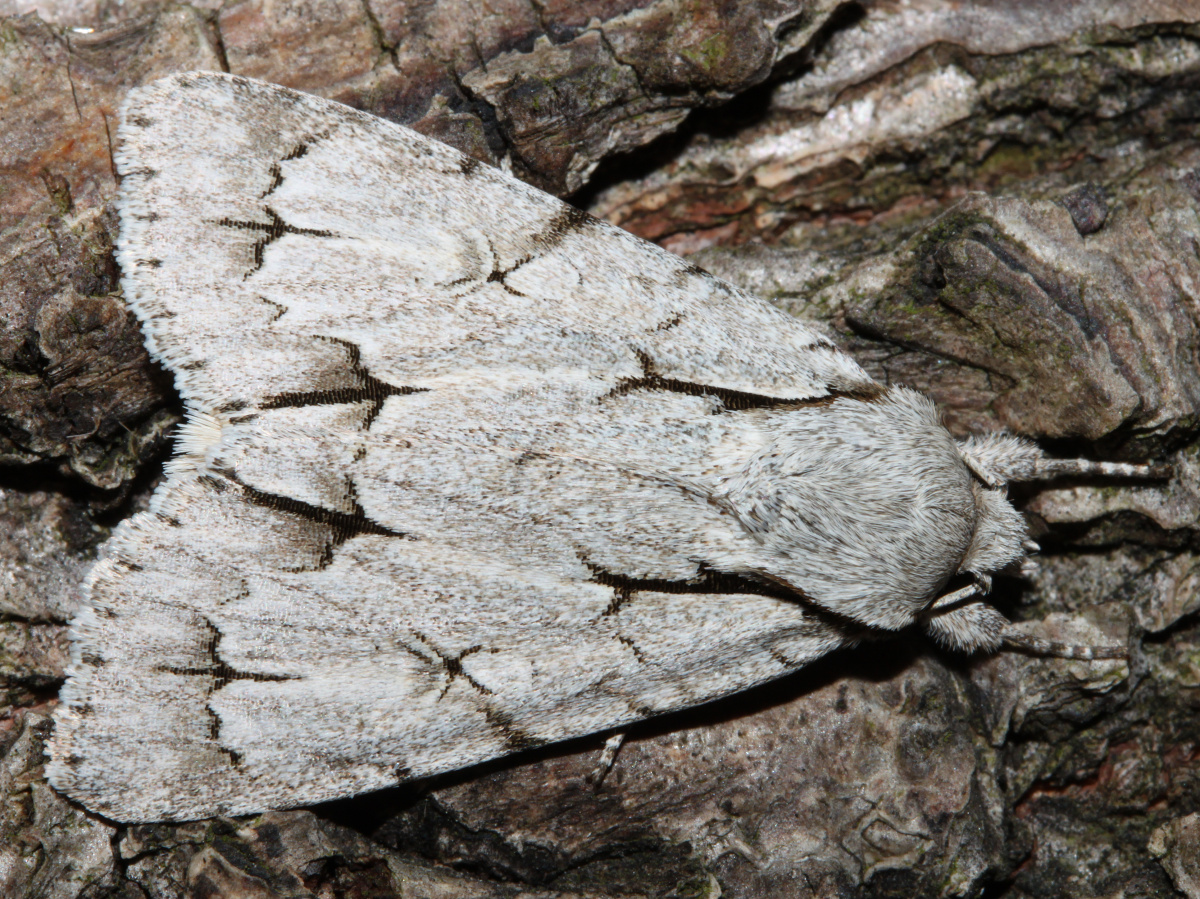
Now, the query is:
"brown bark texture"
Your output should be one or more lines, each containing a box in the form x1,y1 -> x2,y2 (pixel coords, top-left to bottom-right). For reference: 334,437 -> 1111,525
1,1 -> 1200,897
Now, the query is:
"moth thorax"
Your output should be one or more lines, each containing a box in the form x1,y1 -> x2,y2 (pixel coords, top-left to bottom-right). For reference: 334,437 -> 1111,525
719,388 -> 978,631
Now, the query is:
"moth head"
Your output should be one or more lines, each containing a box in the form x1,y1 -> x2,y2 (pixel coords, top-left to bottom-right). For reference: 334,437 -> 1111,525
903,442 -> 1031,655
919,451 -> 1035,655
957,480 -> 1027,579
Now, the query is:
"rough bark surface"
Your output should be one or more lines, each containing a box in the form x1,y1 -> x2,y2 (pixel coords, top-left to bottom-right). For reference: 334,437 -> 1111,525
1,1 -> 1199,897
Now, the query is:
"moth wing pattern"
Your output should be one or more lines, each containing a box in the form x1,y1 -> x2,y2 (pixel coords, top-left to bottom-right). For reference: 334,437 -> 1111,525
48,73 -> 879,822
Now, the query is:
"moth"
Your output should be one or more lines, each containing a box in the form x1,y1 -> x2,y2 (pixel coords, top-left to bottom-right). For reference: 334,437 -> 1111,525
48,72 -> 1162,823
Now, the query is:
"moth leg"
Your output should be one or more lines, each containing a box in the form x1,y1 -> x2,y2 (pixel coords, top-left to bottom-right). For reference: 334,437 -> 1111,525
923,586 -> 1127,660
586,732 -> 627,789
1001,631 -> 1127,661
922,594 -> 1005,654
958,432 -> 1172,485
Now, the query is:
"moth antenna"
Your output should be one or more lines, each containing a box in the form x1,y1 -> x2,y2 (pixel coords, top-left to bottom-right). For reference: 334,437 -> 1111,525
928,582 -> 982,612
1002,631 -> 1127,661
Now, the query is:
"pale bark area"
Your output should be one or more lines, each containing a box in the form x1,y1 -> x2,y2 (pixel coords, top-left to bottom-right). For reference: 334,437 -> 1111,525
1,2 -> 1199,897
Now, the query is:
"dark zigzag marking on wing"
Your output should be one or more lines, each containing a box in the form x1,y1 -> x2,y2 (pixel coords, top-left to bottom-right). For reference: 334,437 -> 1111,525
585,561 -> 806,617
532,204 -> 595,254
216,207 -> 335,273
484,707 -> 544,752
585,562 -> 875,656
261,136 -> 326,198
155,618 -> 297,767
406,633 -> 494,699
262,335 -> 428,427
219,471 -> 407,543
241,483 -> 405,539
608,350 -> 885,412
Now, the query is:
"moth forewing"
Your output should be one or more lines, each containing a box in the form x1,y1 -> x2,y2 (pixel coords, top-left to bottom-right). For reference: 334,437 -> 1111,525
46,72 -> 1163,823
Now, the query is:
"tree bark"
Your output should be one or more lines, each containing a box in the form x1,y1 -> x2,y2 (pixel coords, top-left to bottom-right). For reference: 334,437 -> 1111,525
2,1 -> 1199,897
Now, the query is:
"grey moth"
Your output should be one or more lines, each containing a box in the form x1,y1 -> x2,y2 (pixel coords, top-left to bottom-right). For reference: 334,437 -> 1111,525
47,72 -> 1161,823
